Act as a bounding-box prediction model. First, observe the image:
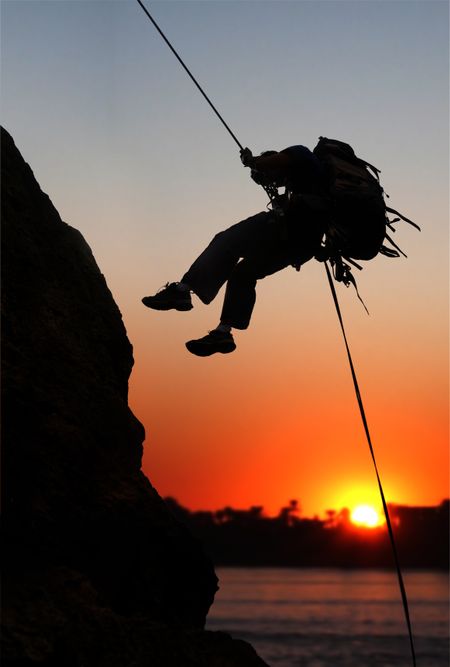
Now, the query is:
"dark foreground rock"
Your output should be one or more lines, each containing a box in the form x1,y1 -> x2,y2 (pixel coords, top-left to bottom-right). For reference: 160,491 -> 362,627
1,127 -> 269,667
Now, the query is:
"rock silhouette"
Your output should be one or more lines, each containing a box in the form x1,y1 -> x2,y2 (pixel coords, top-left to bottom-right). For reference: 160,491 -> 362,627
1,127 -> 268,667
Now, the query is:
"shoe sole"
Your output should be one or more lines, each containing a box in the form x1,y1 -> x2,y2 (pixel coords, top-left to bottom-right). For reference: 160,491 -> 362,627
142,298 -> 193,311
185,341 -> 236,357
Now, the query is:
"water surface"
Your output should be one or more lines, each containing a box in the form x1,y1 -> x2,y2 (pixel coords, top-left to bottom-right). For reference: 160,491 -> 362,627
207,568 -> 449,667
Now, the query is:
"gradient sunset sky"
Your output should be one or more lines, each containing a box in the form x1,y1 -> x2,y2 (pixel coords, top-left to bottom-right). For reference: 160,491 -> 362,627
2,0 -> 448,518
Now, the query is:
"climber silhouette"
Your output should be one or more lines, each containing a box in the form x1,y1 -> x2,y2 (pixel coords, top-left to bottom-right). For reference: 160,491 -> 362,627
142,145 -> 331,356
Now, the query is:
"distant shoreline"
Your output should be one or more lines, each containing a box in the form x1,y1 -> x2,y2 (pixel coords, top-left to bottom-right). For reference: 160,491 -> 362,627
165,497 -> 449,571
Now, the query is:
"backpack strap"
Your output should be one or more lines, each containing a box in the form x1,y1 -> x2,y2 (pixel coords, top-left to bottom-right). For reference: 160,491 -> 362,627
379,246 -> 400,258
384,233 -> 408,258
386,218 -> 400,232
358,158 -> 381,180
386,206 -> 421,231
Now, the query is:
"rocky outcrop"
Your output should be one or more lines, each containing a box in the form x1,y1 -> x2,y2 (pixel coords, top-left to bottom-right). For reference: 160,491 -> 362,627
1,127 -> 268,667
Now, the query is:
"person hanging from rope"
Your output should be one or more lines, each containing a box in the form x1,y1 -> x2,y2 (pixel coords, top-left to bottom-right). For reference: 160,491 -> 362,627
142,144 -> 331,356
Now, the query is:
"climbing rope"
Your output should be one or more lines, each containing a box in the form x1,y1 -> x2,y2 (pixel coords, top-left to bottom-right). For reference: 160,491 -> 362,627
135,0 -> 243,151
134,0 -> 281,206
135,2 -> 417,664
325,261 -> 416,666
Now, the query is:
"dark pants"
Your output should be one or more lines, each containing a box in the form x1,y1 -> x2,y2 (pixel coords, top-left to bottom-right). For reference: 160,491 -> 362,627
182,210 -> 324,329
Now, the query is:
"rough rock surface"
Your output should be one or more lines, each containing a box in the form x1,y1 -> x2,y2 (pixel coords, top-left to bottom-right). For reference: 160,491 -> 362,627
1,127 -> 269,667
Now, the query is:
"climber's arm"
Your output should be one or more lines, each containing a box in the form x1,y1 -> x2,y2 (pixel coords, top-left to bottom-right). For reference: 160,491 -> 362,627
251,151 -> 294,176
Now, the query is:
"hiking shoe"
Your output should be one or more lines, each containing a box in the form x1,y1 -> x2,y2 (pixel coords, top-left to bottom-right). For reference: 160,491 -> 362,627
142,283 -> 193,311
186,330 -> 236,357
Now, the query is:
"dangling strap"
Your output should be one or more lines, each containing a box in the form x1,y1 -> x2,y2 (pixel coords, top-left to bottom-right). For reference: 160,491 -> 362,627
331,256 -> 369,315
386,218 -> 400,232
342,256 -> 363,271
379,246 -> 401,258
385,233 -> 408,258
359,158 -> 381,180
386,206 -> 421,231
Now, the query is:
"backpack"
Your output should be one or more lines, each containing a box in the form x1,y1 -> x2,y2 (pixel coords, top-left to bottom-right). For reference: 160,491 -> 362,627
312,137 -> 420,291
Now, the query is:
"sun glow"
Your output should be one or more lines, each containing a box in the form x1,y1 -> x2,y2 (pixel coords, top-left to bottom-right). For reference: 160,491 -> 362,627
351,504 -> 382,528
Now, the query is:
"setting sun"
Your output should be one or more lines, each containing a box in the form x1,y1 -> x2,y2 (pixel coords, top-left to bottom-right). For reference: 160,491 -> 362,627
351,505 -> 382,528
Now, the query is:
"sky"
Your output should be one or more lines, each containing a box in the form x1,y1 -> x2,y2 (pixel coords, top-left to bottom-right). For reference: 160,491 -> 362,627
2,0 -> 448,518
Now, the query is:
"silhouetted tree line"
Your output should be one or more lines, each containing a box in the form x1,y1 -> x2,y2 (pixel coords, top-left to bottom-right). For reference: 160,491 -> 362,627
164,498 -> 449,569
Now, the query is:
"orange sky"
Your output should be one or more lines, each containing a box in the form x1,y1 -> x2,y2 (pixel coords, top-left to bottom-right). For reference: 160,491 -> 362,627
128,254 -> 449,518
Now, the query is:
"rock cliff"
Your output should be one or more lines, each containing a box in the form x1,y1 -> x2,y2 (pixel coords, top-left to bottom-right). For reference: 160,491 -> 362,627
1,127 -> 268,667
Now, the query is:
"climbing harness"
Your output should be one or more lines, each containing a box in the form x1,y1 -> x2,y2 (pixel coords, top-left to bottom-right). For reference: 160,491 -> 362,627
135,2 -> 417,664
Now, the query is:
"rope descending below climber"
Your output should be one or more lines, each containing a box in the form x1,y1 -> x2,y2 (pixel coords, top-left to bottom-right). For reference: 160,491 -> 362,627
142,139 -> 418,356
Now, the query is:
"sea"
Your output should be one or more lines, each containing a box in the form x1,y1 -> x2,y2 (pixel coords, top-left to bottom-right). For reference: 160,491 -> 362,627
206,568 -> 449,667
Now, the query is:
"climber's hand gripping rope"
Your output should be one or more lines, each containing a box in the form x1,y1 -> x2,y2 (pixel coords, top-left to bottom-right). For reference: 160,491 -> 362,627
240,147 -> 285,214
239,147 -> 254,167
